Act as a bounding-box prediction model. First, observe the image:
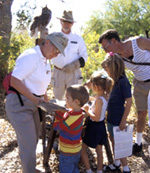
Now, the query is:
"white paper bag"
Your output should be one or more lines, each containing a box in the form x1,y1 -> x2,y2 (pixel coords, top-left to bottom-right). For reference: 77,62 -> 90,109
113,124 -> 134,159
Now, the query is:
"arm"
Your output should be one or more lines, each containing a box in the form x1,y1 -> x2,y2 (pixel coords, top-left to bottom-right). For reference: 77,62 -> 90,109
62,36 -> 87,73
11,76 -> 44,105
44,92 -> 49,102
137,37 -> 150,51
84,98 -> 103,122
61,57 -> 84,73
119,97 -> 132,130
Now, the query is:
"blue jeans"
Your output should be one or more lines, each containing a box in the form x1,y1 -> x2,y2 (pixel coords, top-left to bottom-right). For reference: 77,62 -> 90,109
59,153 -> 81,173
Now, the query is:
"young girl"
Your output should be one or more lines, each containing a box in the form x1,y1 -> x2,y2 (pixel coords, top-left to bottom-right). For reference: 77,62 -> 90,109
81,70 -> 113,173
101,53 -> 132,173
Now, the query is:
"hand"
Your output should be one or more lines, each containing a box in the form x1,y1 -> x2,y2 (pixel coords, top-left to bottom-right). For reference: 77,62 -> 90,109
62,59 -> 80,73
84,80 -> 91,89
32,96 -> 45,106
119,121 -> 126,131
44,93 -> 49,102
83,104 -> 89,112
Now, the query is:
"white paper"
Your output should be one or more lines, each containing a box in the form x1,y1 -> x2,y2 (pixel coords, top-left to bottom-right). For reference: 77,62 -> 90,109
113,124 -> 134,159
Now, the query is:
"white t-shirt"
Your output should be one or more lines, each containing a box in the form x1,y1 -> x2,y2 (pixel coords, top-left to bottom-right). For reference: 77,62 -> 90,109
12,45 -> 51,95
51,31 -> 88,68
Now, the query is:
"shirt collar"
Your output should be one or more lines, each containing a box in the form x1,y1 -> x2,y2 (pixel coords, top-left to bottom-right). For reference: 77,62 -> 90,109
34,45 -> 47,64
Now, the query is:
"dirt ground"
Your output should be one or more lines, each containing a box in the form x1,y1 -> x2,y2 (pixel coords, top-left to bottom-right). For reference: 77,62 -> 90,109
0,89 -> 150,173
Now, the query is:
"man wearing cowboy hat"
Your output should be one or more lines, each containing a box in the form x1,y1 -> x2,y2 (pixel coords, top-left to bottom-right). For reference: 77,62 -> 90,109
51,10 -> 88,100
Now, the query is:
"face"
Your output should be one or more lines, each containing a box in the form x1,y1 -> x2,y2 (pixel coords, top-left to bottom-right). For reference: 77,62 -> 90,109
104,66 -> 111,77
60,20 -> 73,34
65,91 -> 76,109
91,83 -> 98,94
42,40 -> 61,59
101,39 -> 112,53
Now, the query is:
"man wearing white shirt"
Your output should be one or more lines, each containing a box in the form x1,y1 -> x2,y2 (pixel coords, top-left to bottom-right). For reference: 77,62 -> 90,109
51,10 -> 88,100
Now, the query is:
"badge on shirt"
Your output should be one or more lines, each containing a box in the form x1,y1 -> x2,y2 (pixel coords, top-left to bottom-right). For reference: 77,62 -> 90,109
46,70 -> 50,74
71,41 -> 77,44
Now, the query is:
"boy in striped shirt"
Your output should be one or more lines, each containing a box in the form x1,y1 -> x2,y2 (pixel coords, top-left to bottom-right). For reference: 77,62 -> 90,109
53,84 -> 89,173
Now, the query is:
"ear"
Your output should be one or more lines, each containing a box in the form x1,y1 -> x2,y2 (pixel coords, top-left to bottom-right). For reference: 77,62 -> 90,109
74,99 -> 80,106
45,40 -> 50,46
93,84 -> 97,90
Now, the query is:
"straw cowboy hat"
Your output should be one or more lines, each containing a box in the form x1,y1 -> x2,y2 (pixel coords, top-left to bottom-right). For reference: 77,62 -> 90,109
57,10 -> 76,23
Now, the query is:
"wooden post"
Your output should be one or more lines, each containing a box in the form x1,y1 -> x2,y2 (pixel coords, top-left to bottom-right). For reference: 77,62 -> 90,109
43,127 -> 57,168
42,111 -> 46,156
104,137 -> 113,164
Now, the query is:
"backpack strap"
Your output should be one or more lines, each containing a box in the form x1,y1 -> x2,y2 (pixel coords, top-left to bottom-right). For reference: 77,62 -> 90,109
9,86 -> 24,106
122,57 -> 150,65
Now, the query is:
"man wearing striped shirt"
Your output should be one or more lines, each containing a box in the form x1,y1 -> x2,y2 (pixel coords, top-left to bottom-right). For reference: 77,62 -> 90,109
53,84 -> 89,173
99,29 -> 150,155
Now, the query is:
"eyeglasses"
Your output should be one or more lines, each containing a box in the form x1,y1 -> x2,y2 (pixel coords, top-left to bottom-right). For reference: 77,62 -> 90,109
53,48 -> 60,56
52,45 -> 61,56
101,41 -> 111,51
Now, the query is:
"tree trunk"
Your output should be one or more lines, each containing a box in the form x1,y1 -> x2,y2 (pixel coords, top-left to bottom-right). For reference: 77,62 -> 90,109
0,0 -> 14,80
0,0 -> 14,116
0,0 -> 13,44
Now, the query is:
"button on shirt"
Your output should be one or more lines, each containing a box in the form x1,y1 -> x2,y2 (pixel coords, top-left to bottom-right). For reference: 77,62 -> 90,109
12,45 -> 51,95
51,31 -> 88,68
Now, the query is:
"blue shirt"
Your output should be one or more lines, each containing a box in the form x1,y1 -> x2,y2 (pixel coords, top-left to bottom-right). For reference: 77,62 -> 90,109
107,75 -> 132,125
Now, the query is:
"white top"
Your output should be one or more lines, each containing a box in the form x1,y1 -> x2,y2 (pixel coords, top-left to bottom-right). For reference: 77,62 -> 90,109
51,31 -> 88,68
90,96 -> 108,122
124,38 -> 150,81
12,45 -> 51,95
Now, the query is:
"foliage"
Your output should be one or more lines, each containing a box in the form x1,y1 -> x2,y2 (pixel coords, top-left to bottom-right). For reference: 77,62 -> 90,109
15,2 -> 36,30
104,0 -> 150,38
82,31 -> 107,83
0,36 -> 10,77
8,31 -> 35,72
83,0 -> 150,39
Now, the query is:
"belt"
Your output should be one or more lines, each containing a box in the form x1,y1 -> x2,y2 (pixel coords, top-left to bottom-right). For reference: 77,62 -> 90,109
33,94 -> 44,97
54,65 -> 62,70
144,79 -> 150,83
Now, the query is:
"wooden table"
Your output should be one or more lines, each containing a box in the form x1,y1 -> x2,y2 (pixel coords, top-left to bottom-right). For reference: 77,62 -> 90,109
38,102 -> 113,169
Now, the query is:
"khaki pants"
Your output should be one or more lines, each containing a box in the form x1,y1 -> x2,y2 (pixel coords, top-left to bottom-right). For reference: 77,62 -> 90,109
51,67 -> 83,100
133,78 -> 150,111
5,93 -> 40,173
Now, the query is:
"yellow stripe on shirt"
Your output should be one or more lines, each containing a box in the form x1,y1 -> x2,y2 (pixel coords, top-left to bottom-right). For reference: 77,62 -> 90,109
65,114 -> 82,126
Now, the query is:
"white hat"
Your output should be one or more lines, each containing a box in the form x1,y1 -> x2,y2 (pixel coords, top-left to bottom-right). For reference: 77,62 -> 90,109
46,32 -> 68,56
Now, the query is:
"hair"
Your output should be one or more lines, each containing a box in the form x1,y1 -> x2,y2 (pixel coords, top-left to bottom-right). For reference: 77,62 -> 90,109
101,54 -> 125,84
99,29 -> 120,43
90,70 -> 113,95
67,84 -> 89,107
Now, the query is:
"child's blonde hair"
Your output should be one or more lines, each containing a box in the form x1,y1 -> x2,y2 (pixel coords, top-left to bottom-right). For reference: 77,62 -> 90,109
67,84 -> 89,107
101,53 -> 125,84
90,70 -> 113,95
